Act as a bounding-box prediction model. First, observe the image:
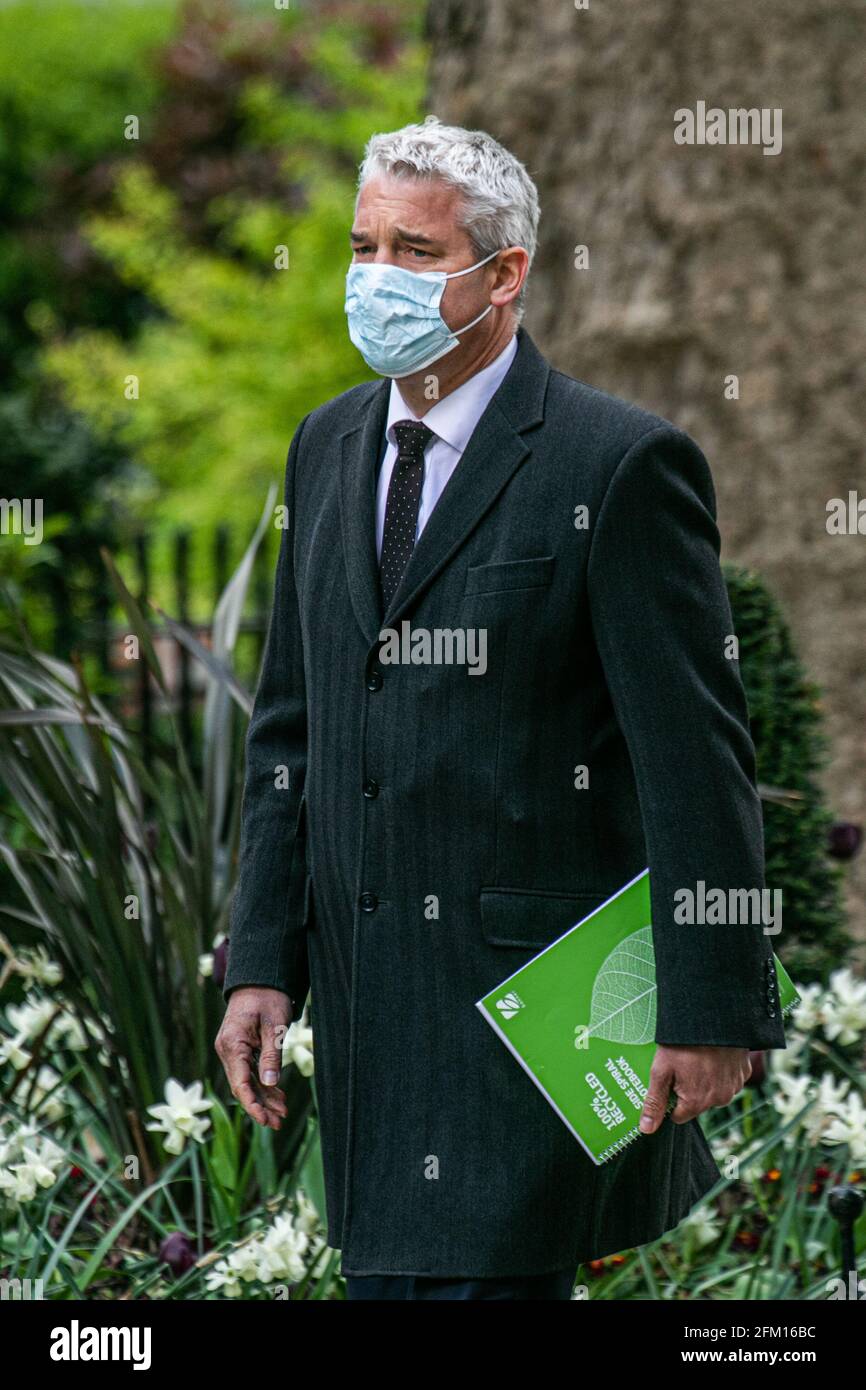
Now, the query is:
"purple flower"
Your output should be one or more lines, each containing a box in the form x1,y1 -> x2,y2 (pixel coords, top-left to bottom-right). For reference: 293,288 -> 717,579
159,1231 -> 195,1276
212,938 -> 229,990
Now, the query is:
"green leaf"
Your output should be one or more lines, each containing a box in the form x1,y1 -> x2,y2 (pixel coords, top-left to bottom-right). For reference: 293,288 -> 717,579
209,1095 -> 240,1194
589,926 -> 657,1044
296,1114 -> 327,1227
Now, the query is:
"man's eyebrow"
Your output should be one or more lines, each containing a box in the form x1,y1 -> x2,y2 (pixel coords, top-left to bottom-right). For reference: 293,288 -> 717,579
394,227 -> 440,246
349,227 -> 442,247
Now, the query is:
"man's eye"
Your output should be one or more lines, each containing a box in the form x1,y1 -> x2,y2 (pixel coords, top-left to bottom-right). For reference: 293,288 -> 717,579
406,248 -> 431,259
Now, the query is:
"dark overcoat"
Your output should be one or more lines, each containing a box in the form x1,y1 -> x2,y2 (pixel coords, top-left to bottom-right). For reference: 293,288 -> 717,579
223,325 -> 787,1277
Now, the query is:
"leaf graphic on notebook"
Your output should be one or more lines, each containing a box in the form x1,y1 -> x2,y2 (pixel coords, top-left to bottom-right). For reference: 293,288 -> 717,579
588,926 -> 657,1044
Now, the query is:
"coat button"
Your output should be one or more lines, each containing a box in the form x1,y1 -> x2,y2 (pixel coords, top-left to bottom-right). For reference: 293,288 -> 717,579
366,669 -> 383,692
362,779 -> 380,799
359,892 -> 378,913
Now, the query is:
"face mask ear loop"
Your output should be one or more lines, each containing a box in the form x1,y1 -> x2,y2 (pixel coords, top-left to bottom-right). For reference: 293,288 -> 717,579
443,249 -> 502,338
443,248 -> 502,280
452,302 -> 496,336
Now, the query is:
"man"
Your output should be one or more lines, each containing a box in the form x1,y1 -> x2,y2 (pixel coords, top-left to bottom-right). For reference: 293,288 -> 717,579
216,115 -> 787,1301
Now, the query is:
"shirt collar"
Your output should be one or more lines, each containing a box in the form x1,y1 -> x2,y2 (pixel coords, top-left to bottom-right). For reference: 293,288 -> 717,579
385,333 -> 518,453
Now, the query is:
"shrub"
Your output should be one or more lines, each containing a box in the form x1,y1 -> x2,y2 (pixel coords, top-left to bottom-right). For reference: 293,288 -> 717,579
725,564 -> 849,984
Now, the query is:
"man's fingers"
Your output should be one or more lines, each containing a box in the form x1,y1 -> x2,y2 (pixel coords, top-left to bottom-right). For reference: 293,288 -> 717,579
227,1051 -> 287,1129
214,989 -> 292,1130
217,1032 -> 273,1127
669,1089 -> 703,1124
224,1045 -> 271,1127
640,1064 -> 673,1134
219,1031 -> 253,1098
234,1076 -> 272,1127
258,1013 -> 287,1088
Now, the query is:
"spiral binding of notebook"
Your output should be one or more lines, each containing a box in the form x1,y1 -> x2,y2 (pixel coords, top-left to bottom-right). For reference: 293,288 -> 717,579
597,1091 -> 678,1164
598,991 -> 800,1164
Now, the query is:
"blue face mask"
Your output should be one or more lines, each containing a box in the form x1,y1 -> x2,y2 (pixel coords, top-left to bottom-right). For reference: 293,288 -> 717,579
344,248 -> 502,379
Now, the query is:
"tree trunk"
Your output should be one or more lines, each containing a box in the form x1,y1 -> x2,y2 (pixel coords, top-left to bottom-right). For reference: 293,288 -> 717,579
425,0 -> 865,943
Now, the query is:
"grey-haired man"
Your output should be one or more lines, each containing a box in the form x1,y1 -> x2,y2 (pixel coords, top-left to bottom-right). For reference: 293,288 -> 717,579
216,116 -> 785,1301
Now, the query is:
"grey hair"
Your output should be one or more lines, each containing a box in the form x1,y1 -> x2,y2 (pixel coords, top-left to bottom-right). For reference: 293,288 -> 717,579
356,115 -> 540,324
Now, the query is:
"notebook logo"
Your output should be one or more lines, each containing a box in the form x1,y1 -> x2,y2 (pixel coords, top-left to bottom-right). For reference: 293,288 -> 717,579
496,991 -> 524,1020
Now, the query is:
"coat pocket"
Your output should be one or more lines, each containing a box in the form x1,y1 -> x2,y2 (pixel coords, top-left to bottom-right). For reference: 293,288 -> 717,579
479,887 -> 609,949
464,555 -> 555,595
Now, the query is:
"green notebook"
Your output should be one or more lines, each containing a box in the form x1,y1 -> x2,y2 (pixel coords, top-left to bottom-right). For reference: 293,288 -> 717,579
476,869 -> 799,1166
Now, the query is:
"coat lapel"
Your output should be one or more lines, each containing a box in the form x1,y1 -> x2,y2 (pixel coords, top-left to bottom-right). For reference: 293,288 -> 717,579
338,326 -> 551,646
338,378 -> 390,646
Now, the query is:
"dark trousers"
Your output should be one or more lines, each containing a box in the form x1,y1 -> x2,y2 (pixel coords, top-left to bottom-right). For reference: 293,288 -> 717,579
345,1268 -> 576,1301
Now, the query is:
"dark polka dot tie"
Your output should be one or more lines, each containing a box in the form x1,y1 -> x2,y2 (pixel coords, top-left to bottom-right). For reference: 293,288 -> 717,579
379,419 -> 434,610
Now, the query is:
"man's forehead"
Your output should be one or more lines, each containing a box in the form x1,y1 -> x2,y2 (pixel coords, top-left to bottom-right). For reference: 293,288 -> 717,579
353,175 -> 464,238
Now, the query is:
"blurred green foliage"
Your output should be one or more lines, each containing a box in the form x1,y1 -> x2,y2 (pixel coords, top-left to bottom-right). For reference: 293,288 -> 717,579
0,0 -> 177,369
28,0 -> 426,604
725,564 -> 848,982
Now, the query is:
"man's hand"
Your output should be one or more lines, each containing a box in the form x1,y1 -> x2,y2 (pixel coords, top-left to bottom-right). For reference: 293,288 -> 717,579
215,986 -> 291,1131
639,1045 -> 753,1134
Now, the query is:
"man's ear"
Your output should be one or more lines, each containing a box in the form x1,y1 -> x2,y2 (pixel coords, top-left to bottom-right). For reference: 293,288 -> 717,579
490,246 -> 529,309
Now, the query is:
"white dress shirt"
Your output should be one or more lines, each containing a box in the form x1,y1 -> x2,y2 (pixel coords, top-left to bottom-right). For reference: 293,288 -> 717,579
375,334 -> 519,560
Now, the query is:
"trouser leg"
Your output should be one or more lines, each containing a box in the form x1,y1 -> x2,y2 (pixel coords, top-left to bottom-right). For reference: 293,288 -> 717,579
344,1268 -> 575,1301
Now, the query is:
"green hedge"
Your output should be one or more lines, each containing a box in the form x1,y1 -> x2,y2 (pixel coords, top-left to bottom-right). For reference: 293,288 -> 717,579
725,563 -> 848,983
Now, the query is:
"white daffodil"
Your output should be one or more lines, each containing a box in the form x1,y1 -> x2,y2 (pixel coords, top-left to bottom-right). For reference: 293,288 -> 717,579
790,982 -> 825,1035
294,1188 -> 320,1236
281,1015 -> 314,1077
204,1263 -> 243,1298
6,995 -> 95,1055
227,1241 -> 266,1283
17,948 -> 63,987
257,1214 -> 309,1284
823,1092 -> 866,1162
803,1074 -> 850,1147
769,1032 -> 810,1076
206,1199 -> 321,1295
36,1132 -> 65,1166
198,934 -> 225,979
0,1035 -> 32,1069
814,1071 -> 851,1114
9,1120 -> 40,1149
8,1164 -> 38,1203
145,1078 -> 214,1155
6,996 -> 57,1040
771,1072 -> 814,1125
680,1205 -> 722,1248
52,1010 -> 90,1052
28,1066 -> 67,1122
16,1144 -> 60,1189
0,1121 -> 65,1205
822,969 -> 866,1047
